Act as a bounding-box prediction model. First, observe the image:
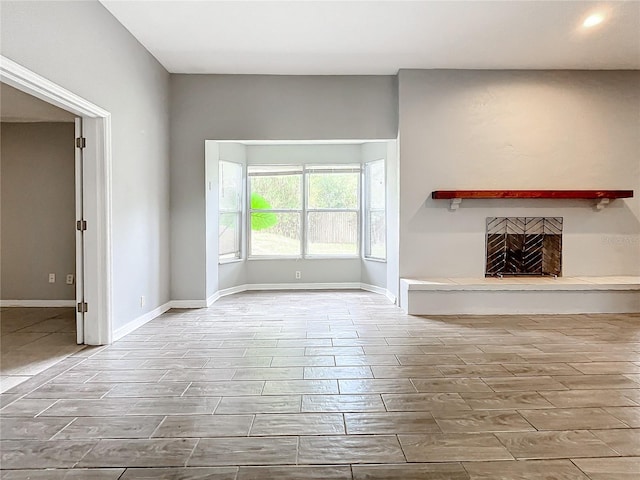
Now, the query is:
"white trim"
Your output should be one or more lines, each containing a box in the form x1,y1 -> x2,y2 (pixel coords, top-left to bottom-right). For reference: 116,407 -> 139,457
112,302 -> 172,342
216,284 -> 250,299
248,282 -> 362,291
74,117 -> 85,344
170,299 -> 208,309
1,56 -> 113,346
206,291 -> 221,307
360,283 -> 387,296
360,283 -> 396,304
0,57 -> 109,118
363,257 -> 387,263
0,300 -> 76,308
385,290 -> 397,304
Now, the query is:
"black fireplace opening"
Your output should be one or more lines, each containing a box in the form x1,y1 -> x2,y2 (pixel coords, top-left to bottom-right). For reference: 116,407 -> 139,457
486,217 -> 562,277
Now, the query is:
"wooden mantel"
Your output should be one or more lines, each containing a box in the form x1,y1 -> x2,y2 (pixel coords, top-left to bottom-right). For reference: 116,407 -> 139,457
431,190 -> 634,210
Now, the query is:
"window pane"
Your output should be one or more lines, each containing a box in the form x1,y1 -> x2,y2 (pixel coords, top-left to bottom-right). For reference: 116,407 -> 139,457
219,212 -> 240,258
308,172 -> 359,209
368,210 -> 386,259
307,211 -> 358,255
367,160 -> 385,210
250,212 -> 301,256
219,161 -> 242,211
250,175 -> 302,210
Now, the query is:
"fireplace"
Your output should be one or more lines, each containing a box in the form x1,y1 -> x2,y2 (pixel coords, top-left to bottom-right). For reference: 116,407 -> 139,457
486,217 -> 562,277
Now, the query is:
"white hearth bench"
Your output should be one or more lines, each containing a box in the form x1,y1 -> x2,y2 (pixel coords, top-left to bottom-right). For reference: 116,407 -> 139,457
400,276 -> 640,315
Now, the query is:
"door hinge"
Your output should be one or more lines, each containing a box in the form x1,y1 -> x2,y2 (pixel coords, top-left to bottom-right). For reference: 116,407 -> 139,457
75,137 -> 86,149
76,220 -> 87,231
77,302 -> 88,313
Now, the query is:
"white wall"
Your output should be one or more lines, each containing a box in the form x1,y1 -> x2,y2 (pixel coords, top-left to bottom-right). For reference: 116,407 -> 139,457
0,122 -> 75,300
171,74 -> 398,302
1,1 -> 171,329
398,70 -> 640,279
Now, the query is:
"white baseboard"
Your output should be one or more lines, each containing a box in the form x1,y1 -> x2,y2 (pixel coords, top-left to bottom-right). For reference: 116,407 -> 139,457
112,301 -> 172,341
385,291 -> 397,304
360,283 -> 396,303
206,292 -> 221,307
169,299 -> 208,309
0,300 -> 75,307
217,284 -> 249,299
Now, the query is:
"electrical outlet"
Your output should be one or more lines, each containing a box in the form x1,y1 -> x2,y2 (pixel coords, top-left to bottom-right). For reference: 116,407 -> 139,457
48,273 -> 56,283
295,271 -> 301,279
140,296 -> 145,308
66,274 -> 74,285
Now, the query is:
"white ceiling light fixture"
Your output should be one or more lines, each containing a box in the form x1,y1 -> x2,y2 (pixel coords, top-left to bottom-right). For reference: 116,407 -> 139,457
583,13 -> 605,28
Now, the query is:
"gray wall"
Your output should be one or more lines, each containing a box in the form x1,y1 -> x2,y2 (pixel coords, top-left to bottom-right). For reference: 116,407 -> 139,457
216,142 -> 247,292
171,74 -> 398,301
1,122 -> 75,300
360,142 -> 388,290
398,70 -> 640,279
1,1 -> 171,328
385,141 -> 400,299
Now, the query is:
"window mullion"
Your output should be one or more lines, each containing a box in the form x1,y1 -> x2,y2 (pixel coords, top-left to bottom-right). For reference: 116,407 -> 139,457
302,167 -> 308,258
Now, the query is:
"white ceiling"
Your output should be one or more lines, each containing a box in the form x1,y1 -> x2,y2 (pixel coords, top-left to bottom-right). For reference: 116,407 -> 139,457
0,84 -> 76,122
100,0 -> 640,75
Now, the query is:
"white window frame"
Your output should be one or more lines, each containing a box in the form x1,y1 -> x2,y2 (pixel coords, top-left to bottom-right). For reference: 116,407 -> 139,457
247,166 -> 303,259
364,159 -> 386,261
247,164 -> 361,259
305,165 -> 361,258
219,160 -> 243,263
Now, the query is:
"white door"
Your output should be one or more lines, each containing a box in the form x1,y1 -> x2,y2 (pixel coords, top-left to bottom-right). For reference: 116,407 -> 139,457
74,117 -> 85,344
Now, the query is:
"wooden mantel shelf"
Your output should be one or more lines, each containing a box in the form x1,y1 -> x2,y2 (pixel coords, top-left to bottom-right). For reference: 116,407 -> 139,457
431,190 -> 634,211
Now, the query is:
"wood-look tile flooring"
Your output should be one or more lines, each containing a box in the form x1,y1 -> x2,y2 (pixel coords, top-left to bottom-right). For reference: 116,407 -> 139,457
1,291 -> 639,479
0,308 -> 83,393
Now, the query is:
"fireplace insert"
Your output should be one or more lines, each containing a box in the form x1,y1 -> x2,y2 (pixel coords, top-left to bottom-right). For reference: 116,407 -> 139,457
486,217 -> 562,277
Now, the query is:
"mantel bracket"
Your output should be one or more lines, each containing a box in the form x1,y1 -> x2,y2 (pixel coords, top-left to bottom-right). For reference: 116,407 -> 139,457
449,198 -> 462,211
596,198 -> 610,210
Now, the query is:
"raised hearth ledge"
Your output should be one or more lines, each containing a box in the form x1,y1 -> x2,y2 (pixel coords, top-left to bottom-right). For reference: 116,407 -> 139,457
400,276 -> 640,315
402,276 -> 640,291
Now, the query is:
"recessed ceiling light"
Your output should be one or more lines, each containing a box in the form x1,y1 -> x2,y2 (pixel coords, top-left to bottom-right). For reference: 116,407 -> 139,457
583,13 -> 604,28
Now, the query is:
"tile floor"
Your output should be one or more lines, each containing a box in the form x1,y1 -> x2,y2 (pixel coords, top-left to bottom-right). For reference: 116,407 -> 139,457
0,307 -> 84,393
0,290 -> 639,479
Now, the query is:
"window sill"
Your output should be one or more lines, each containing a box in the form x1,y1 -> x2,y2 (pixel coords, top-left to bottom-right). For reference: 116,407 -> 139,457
305,255 -> 360,260
364,257 -> 387,263
248,256 -> 303,261
219,258 -> 243,265
247,255 -> 360,261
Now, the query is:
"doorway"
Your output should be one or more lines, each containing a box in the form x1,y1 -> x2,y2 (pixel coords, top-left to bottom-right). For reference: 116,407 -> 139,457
0,86 -> 85,392
0,56 -> 112,350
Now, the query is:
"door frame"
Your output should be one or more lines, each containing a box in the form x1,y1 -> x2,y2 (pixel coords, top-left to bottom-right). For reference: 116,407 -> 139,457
1,55 -> 113,345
